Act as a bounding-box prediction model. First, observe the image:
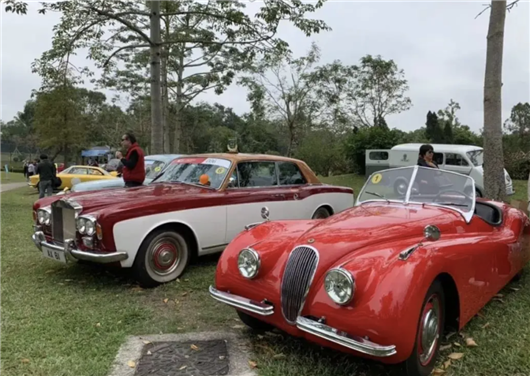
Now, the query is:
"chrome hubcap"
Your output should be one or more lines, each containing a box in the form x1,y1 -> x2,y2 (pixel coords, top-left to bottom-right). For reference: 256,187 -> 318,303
419,298 -> 440,364
148,239 -> 179,276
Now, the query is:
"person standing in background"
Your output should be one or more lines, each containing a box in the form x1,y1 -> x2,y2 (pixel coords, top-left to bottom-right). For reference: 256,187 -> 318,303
35,154 -> 56,198
116,132 -> 145,187
27,160 -> 35,181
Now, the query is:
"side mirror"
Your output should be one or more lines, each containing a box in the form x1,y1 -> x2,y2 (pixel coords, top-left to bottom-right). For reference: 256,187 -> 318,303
423,225 -> 441,241
110,171 -> 118,177
227,176 -> 236,188
261,206 -> 270,221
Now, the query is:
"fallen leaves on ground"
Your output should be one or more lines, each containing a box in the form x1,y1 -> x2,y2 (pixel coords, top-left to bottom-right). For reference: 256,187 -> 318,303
179,365 -> 187,370
232,325 -> 244,329
147,351 -> 152,355
448,353 -> 464,360
443,360 -> 451,369
510,287 -> 520,292
465,338 -> 478,347
127,360 -> 135,368
190,344 -> 199,351
95,323 -> 101,327
182,292 -> 188,297
495,293 -> 504,298
482,322 -> 491,329
432,368 -> 445,375
21,358 -> 30,364
440,344 -> 452,351
453,342 -> 461,347
131,286 -> 143,292
219,356 -> 226,360
163,298 -> 169,303
249,360 -> 258,369
143,340 -> 151,345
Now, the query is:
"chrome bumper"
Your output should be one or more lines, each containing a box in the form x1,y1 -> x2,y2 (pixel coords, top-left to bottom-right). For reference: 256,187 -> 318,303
209,286 -> 274,316
209,286 -> 397,358
32,230 -> 128,264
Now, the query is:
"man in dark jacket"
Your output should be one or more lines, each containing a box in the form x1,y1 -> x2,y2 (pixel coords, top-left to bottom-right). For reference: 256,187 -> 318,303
35,154 -> 57,198
116,132 -> 145,187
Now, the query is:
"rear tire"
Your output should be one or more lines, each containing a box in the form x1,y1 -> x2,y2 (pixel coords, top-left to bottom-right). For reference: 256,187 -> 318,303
237,310 -> 274,332
404,280 -> 445,376
312,207 -> 331,219
132,229 -> 190,288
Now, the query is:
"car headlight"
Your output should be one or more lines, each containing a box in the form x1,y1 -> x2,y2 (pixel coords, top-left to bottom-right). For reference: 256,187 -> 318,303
37,208 -> 51,225
77,216 -> 97,236
324,268 -> 355,305
237,248 -> 260,279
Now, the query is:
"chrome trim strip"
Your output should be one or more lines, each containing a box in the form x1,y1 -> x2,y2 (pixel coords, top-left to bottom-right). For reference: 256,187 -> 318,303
296,316 -> 397,358
208,286 -> 274,316
32,231 -> 128,263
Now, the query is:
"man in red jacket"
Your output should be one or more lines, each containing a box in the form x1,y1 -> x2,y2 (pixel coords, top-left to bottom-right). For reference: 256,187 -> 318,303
116,132 -> 146,187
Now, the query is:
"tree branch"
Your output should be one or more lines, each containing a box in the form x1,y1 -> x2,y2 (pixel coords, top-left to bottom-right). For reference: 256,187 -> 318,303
103,44 -> 150,67
86,5 -> 153,45
475,0 -> 519,19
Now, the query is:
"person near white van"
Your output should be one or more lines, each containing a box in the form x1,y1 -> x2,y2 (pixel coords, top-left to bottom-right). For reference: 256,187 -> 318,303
417,144 -> 439,169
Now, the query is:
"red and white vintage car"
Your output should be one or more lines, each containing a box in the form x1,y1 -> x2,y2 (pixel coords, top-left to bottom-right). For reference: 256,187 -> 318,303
31,153 -> 354,287
210,166 -> 530,376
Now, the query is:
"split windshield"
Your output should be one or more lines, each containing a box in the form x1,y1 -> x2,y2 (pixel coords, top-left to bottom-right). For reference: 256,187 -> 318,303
357,166 -> 476,219
144,159 -> 169,179
151,157 -> 232,189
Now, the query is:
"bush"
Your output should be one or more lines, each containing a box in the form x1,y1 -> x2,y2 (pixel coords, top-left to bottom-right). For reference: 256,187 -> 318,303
295,130 -> 350,177
504,150 -> 530,180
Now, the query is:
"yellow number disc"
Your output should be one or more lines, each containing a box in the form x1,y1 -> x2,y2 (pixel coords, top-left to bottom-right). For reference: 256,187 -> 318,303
215,167 -> 226,174
154,166 -> 161,172
371,173 -> 382,184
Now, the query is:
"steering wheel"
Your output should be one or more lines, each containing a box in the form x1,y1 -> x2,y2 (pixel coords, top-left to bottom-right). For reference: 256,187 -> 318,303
433,189 -> 473,203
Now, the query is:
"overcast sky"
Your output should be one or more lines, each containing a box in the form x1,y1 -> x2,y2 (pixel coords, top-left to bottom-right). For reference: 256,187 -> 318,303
1,0 -> 529,133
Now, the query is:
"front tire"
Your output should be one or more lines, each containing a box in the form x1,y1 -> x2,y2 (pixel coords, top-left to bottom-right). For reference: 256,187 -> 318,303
237,310 -> 274,332
404,280 -> 445,376
312,207 -> 331,219
132,229 -> 190,288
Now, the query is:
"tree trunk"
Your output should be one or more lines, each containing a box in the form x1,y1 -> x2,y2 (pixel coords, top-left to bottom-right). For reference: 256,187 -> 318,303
483,0 -> 507,201
161,46 -> 170,153
173,45 -> 185,153
149,0 -> 163,154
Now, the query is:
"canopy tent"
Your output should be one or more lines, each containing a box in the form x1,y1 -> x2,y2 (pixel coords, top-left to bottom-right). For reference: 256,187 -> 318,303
81,146 -> 111,158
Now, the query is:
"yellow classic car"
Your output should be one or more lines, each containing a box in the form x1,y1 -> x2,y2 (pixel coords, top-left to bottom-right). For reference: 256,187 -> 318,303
29,165 -> 118,190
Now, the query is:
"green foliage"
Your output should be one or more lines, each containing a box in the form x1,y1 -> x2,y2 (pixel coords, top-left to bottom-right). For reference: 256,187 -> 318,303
425,110 -> 444,142
344,126 -> 408,174
295,129 -> 349,176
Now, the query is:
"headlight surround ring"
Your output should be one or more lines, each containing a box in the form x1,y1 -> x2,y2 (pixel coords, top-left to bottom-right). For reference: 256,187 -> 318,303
237,248 -> 261,279
324,268 -> 355,305
76,215 -> 97,236
37,208 -> 51,225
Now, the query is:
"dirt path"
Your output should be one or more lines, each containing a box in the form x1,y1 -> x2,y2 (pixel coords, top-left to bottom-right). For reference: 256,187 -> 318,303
0,183 -> 28,193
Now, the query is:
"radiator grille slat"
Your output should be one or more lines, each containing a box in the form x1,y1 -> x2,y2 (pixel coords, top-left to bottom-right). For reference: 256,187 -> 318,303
281,246 -> 319,324
51,201 -> 77,243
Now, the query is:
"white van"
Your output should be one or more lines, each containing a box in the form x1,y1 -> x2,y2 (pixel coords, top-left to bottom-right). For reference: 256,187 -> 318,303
366,143 -> 515,197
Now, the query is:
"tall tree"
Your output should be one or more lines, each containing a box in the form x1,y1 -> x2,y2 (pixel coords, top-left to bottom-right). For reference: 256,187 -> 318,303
240,43 -> 322,156
504,102 -> 530,135
425,110 -> 444,143
4,0 -> 330,154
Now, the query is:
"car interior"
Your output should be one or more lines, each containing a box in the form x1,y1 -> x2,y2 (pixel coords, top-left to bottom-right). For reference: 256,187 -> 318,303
473,201 -> 503,226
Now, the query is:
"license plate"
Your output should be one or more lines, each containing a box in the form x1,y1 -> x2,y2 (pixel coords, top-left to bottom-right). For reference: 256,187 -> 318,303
42,245 -> 67,263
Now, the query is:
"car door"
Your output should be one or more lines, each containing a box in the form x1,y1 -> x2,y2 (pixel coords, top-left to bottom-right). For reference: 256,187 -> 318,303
276,161 -> 313,219
443,153 -> 473,176
225,160 -> 289,242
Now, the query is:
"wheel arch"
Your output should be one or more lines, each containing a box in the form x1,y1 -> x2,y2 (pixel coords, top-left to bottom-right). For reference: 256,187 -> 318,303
136,221 -> 200,262
434,272 -> 460,333
311,204 -> 334,218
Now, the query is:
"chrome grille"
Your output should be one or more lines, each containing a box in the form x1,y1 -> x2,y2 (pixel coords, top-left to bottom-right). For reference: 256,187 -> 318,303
51,200 -> 78,243
281,245 -> 319,324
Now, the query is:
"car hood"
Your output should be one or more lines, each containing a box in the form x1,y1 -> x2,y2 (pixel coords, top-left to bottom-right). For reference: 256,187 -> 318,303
71,178 -> 126,192
251,203 -> 461,277
39,183 -> 215,214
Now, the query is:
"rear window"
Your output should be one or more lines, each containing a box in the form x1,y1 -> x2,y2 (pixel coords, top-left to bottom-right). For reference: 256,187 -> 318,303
369,151 -> 389,160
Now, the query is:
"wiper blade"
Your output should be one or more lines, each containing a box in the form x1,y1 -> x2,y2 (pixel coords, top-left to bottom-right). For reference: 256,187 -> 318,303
435,202 -> 469,207
365,191 -> 390,203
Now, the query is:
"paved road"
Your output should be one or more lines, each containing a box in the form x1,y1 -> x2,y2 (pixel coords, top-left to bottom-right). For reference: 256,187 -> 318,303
0,183 -> 28,192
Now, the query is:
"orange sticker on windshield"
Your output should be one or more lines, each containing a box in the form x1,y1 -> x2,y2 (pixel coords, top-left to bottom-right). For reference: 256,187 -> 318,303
371,173 -> 382,184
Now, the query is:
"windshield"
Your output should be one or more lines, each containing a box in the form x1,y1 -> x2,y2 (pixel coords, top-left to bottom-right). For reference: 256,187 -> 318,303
466,150 -> 483,166
145,159 -> 169,179
151,157 -> 231,189
357,166 -> 476,222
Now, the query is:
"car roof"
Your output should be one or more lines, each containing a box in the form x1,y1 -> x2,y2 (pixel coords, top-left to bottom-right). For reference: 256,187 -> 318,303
391,143 -> 482,153
146,154 -> 183,160
182,152 -> 306,164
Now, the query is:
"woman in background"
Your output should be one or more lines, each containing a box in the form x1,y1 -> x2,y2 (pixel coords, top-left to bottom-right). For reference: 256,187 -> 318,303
417,144 -> 439,168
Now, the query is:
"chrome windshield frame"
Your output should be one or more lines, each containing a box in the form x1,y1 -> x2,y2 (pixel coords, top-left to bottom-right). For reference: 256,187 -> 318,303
355,166 -> 476,224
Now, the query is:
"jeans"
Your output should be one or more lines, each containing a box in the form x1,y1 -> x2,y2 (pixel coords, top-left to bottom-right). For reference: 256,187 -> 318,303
125,181 -> 143,188
39,180 -> 53,198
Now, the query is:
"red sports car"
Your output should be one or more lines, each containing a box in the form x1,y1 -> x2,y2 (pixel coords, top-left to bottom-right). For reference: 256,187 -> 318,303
210,166 -> 530,376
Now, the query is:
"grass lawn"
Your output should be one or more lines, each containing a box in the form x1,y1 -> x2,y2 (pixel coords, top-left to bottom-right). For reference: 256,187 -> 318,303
0,172 -> 28,184
1,175 -> 530,376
